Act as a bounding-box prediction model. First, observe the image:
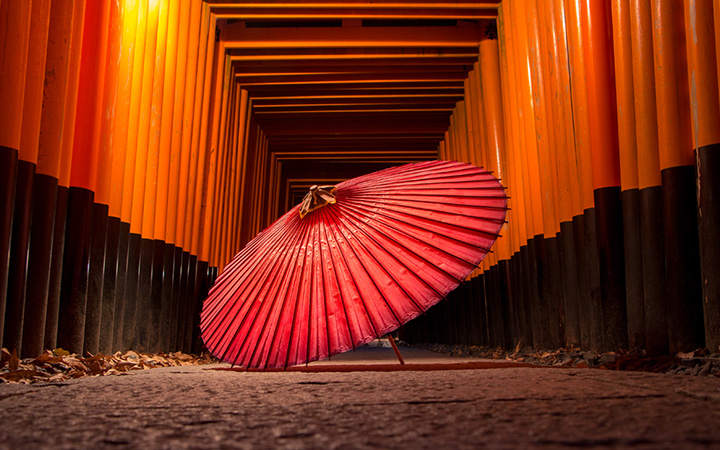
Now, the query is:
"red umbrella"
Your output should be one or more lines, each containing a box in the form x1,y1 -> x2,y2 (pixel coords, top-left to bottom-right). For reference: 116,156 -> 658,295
200,160 -> 508,369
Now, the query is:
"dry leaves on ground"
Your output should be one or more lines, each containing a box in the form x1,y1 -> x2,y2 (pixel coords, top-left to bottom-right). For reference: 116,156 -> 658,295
417,343 -> 720,376
0,348 -> 217,384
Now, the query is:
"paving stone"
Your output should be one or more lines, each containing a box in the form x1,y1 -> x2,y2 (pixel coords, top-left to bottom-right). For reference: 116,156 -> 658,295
1,347 -> 719,449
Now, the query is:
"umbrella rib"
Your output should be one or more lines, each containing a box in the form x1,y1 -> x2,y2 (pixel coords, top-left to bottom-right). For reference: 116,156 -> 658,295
342,198 -> 502,253
305,218 -> 319,366
323,206 -> 406,332
242,218 -> 313,368
322,207 -> 384,341
202,217 -> 293,323
283,217 -> 315,369
204,217 -> 297,324
331,204 -> 440,313
264,217 -> 321,369
211,217 -> 308,366
335,202 -> 469,284
317,213 -> 332,362
317,209 -> 358,354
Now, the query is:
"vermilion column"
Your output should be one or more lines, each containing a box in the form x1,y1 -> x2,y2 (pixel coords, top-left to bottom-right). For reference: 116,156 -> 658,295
132,0 -> 160,353
685,0 -> 720,353
200,33 -> 227,268
462,76 -> 477,167
543,0 -> 583,348
182,5 -> 213,353
565,0 -> 602,351
44,0 -> 87,352
92,0 -> 124,355
156,0 -> 181,352
498,5 -> 530,349
582,0 -> 628,351
5,0 -> 51,356
527,0 -> 565,349
0,0 -> 31,352
506,0 -> 542,348
630,0 -> 667,355
611,0 -> 644,353
121,0 -> 149,351
29,0 -> 76,357
57,0 -> 107,355
210,58 -> 234,269
651,0 -> 704,355
175,0 -> 203,254
80,0 -> 111,358
163,0 -> 192,352
110,0 -> 139,352
481,29 -> 516,348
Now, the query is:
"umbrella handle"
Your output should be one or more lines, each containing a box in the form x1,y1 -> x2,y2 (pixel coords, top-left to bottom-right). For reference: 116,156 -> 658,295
386,334 -> 405,365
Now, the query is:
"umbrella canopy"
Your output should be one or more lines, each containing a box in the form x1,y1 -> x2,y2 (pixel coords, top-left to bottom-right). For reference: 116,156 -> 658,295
200,160 -> 508,369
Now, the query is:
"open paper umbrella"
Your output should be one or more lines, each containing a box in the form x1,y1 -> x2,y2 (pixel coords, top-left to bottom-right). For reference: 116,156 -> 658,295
200,160 -> 508,369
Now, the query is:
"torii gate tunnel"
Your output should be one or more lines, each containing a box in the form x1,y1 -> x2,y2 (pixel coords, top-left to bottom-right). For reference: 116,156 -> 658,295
1,0 -> 719,359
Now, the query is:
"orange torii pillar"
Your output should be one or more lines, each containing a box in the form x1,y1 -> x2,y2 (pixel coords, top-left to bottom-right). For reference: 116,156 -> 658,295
507,0 -> 545,350
653,0 -> 704,354
120,0 -> 151,351
686,0 -> 720,354
582,0 -> 628,351
3,0 -> 51,356
611,0 -> 645,353
542,0 -> 583,349
565,0 -> 603,351
0,0 -> 31,352
84,0 -> 113,357
630,0 -> 667,355
526,0 -> 565,350
163,0 -> 194,354
155,0 -> 182,354
187,10 -> 219,355
56,0 -> 108,354
107,0 -> 140,353
93,0 -> 125,356
498,5 -> 533,349
44,0 -> 87,352
22,0 -> 77,358
480,25 -> 516,350
131,0 -> 161,353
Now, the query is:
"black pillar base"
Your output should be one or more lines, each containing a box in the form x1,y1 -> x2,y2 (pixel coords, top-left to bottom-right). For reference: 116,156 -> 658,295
100,216 -> 121,354
559,221 -> 581,348
4,160 -> 35,355
57,187 -> 95,354
621,188 -> 645,352
22,173 -> 58,357
695,143 -> 720,353
640,186 -> 667,356
84,203 -> 108,355
44,185 -> 68,351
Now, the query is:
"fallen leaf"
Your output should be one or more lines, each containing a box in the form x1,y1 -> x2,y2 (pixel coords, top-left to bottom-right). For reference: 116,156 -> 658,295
0,369 -> 48,382
53,348 -> 70,357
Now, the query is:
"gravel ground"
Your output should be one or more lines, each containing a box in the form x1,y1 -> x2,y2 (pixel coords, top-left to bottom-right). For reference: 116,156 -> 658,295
1,347 -> 719,450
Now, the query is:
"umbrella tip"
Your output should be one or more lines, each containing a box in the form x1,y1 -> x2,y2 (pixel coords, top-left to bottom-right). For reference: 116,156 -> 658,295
299,184 -> 337,218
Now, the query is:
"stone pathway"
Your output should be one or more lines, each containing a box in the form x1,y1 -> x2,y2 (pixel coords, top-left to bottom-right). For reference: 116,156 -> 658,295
1,346 -> 719,449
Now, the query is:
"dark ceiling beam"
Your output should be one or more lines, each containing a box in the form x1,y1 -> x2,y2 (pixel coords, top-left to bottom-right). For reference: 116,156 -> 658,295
233,64 -> 470,76
257,116 -> 450,136
234,72 -> 469,85
206,2 -> 499,20
244,87 -> 464,99
222,25 -> 484,49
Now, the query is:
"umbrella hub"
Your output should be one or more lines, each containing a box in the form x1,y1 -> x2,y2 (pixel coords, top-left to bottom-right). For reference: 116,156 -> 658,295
299,185 -> 337,218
